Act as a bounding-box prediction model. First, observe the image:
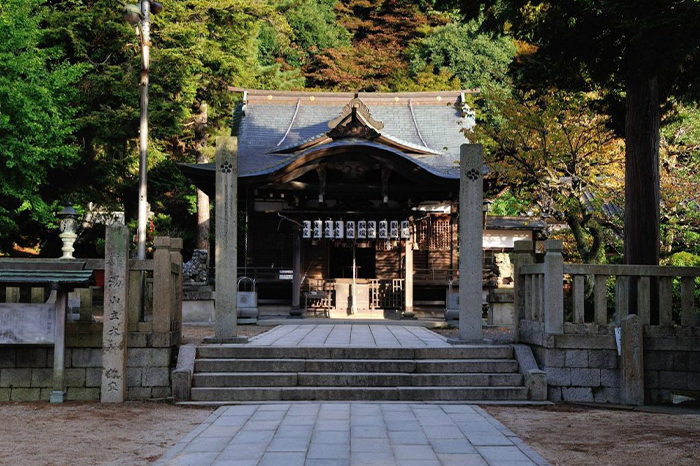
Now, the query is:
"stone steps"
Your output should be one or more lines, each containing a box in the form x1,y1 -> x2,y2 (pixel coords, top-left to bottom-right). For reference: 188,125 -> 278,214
190,386 -> 529,402
193,372 -> 523,387
194,358 -> 519,374
187,344 -> 530,403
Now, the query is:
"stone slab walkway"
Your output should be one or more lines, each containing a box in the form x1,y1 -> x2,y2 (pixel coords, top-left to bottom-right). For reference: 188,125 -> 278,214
155,403 -> 550,466
247,324 -> 452,348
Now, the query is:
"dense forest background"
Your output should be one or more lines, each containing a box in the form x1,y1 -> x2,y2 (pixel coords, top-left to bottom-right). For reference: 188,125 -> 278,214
1,0 -> 698,266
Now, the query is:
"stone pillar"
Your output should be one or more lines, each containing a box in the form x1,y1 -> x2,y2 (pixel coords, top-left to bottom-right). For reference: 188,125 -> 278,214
544,239 -> 564,335
78,288 -> 92,322
403,236 -> 415,318
290,231 -> 302,316
101,223 -> 130,403
50,286 -> 67,403
512,240 -> 535,343
451,144 -> 484,343
213,137 -> 246,342
620,314 -> 644,405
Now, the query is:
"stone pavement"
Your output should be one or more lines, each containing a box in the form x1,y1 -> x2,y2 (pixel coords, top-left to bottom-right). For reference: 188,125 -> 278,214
155,403 -> 550,466
247,324 -> 452,347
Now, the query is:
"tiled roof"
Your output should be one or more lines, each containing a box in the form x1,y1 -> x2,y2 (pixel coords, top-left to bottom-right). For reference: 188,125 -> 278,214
232,89 -> 475,179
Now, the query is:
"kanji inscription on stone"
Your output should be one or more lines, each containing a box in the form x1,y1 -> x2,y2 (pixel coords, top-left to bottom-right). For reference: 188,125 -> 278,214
101,223 -> 129,402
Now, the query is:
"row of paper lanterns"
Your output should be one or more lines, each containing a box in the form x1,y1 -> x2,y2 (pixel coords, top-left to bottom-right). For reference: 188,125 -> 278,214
302,220 -> 410,240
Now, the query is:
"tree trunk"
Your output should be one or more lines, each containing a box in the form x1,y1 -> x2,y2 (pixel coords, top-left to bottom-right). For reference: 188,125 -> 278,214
624,74 -> 660,266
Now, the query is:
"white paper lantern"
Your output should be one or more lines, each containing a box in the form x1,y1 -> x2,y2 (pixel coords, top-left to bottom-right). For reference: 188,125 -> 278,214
378,220 -> 388,239
357,220 -> 367,239
346,221 -> 355,239
401,220 -> 410,239
367,221 -> 377,239
335,220 -> 344,239
325,220 -> 334,238
302,220 -> 311,239
390,220 -> 399,239
313,220 -> 322,239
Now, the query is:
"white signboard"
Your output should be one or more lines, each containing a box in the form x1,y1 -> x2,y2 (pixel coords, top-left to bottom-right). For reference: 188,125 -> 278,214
0,304 -> 55,344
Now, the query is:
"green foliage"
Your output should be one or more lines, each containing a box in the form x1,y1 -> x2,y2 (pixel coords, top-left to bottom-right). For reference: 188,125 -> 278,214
405,20 -> 515,92
0,0 -> 85,252
489,191 -> 527,216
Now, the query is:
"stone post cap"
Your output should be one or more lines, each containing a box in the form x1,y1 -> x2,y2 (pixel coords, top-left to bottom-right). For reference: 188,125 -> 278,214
622,314 -> 641,325
513,240 -> 534,252
153,236 -> 172,249
460,143 -> 483,157
544,239 -> 563,252
170,238 -> 184,250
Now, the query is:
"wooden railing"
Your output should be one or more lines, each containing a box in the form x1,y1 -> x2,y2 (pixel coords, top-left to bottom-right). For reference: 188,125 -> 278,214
515,240 -> 700,333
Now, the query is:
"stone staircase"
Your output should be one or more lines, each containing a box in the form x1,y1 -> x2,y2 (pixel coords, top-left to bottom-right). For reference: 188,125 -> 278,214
187,345 -> 530,402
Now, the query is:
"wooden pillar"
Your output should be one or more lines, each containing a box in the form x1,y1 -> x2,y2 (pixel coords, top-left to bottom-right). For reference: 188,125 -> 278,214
403,236 -> 414,318
290,232 -> 302,316
50,286 -> 67,403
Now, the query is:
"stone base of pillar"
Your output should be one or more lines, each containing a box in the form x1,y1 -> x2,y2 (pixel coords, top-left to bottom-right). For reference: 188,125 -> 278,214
204,336 -> 249,344
401,310 -> 416,320
289,307 -> 304,317
444,309 -> 459,321
49,390 -> 65,403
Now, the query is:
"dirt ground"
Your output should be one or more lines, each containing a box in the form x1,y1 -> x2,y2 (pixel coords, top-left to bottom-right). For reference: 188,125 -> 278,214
1,325 -> 697,465
485,404 -> 700,466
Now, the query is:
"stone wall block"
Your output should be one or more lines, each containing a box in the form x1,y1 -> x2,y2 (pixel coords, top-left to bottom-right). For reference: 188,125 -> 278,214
71,348 -> 101,368
547,386 -> 562,402
1,368 -> 31,387
544,367 -> 571,386
128,348 -> 170,367
672,352 -> 690,371
67,387 -> 99,401
600,369 -> 620,387
127,368 -> 142,387
647,389 -> 673,404
128,386 -> 152,400
0,388 -> 10,401
64,368 -> 86,387
11,387 -> 41,401
688,352 -> 700,372
687,372 -> 700,392
565,350 -> 589,368
151,387 -> 170,399
30,368 -> 53,388
85,368 -> 101,387
645,351 -> 674,370
142,367 -> 170,387
593,387 -> 620,404
588,350 -> 618,369
571,368 -> 601,387
0,349 -> 16,368
562,387 -> 594,401
16,348 -> 48,367
657,371 -> 688,390
543,349 -> 566,367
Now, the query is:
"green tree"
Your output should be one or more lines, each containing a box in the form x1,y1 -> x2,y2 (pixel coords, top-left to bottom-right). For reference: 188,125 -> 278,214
456,0 -> 700,266
475,90 -> 625,263
0,0 -> 85,253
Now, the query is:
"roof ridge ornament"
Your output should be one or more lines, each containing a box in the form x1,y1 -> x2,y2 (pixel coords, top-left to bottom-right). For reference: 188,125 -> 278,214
327,96 -> 384,140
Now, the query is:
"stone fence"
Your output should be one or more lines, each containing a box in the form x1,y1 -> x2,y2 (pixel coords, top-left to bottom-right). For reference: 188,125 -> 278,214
514,240 -> 700,404
0,234 -> 182,402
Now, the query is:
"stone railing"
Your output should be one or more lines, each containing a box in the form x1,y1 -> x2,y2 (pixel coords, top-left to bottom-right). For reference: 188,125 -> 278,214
513,239 -> 700,405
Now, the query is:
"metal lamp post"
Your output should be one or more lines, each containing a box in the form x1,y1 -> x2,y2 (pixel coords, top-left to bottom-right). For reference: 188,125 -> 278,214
123,0 -> 162,260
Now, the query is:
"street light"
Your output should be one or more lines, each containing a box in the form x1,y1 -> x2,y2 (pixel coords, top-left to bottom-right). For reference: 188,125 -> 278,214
122,1 -> 162,260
